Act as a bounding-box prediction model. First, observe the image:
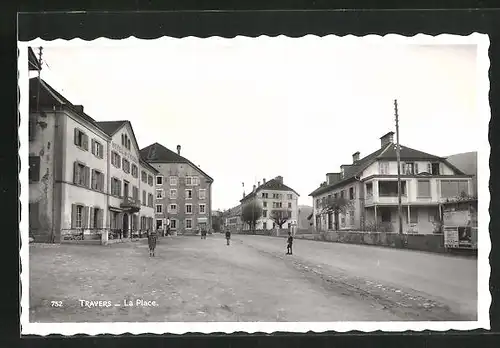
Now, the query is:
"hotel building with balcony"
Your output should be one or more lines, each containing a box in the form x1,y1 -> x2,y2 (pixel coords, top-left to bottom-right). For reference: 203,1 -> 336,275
309,132 -> 473,234
28,77 -> 158,242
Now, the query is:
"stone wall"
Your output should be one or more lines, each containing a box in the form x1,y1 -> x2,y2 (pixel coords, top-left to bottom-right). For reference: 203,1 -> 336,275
294,231 -> 446,253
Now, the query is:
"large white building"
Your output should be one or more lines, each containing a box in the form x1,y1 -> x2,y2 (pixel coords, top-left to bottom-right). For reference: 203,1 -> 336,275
240,176 -> 300,231
28,77 -> 158,242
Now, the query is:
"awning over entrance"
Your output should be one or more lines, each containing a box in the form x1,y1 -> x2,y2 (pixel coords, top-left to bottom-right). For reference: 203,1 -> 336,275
109,206 -> 122,213
197,217 -> 208,222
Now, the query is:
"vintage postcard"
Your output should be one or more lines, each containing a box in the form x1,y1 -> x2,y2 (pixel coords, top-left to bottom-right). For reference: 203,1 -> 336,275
19,33 -> 490,335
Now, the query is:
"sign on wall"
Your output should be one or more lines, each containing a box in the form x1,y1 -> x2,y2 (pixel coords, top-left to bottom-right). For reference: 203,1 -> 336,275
112,142 -> 139,164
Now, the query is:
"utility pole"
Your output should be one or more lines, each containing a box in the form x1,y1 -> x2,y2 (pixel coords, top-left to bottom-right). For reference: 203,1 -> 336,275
36,47 -> 43,112
394,99 -> 403,236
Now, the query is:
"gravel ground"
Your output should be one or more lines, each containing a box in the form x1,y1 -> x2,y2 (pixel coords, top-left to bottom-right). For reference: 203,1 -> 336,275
28,234 -> 477,322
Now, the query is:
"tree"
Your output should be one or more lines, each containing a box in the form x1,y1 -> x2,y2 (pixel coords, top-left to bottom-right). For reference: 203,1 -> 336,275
241,200 -> 263,233
270,209 -> 291,229
321,195 -> 353,230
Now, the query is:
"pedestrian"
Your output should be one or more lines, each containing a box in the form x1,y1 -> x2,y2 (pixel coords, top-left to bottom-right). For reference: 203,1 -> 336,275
225,229 -> 231,246
148,229 -> 157,257
286,231 -> 293,255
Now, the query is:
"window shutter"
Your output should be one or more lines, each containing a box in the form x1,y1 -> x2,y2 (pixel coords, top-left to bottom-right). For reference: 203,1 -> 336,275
118,181 -> 122,197
98,209 -> 104,228
83,206 -> 90,228
89,207 -> 94,229
100,173 -> 104,191
83,134 -> 89,151
91,139 -> 95,155
99,143 -> 104,158
91,170 -> 96,189
85,167 -> 91,187
73,162 -> 78,184
74,129 -> 79,145
415,163 -> 419,174
71,204 -> 77,228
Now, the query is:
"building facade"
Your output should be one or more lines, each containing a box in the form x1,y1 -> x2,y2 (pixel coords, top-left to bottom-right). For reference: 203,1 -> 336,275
309,131 -> 474,235
140,143 -> 214,235
240,176 -> 300,231
28,77 -> 158,242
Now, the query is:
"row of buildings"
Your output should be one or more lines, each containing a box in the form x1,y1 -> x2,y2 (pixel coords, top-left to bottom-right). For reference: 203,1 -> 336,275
308,131 -> 478,235
28,48 -> 213,242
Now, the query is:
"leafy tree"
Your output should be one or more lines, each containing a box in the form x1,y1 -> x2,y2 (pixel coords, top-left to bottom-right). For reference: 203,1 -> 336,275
270,209 -> 291,229
321,195 -> 353,230
241,200 -> 263,233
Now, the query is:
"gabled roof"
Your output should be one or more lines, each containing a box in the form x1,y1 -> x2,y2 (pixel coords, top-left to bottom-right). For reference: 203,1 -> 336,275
29,77 -> 106,134
95,121 -> 128,137
140,142 -> 214,182
240,177 -> 299,203
309,142 -> 466,197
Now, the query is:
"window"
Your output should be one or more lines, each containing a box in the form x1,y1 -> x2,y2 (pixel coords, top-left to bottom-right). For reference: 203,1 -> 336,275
199,204 -> 206,214
287,194 -> 292,199
379,180 -> 407,196
186,219 -> 193,229
170,176 -> 178,186
156,189 -> 164,199
263,201 -> 267,208
29,156 -> 40,182
156,176 -> 163,185
316,199 -> 320,208
185,176 -> 192,186
91,169 -> 104,191
273,202 -> 283,208
198,189 -> 206,200
170,189 -> 177,199
132,186 -> 139,200
262,210 -> 267,218
142,190 -> 146,206
380,208 -> 391,223
91,139 -> 104,159
429,163 -> 440,175
417,180 -> 431,197
111,152 -> 121,168
170,219 -> 177,229
111,178 -> 122,196
186,204 -> 193,214
405,208 -> 419,224
262,192 -> 268,198
74,129 -> 89,151
349,210 -> 355,226
169,204 -> 177,213
366,183 -> 373,197
272,193 -> 282,199
73,162 -> 90,187
148,193 -> 153,207
349,187 -> 355,200
379,161 -> 389,174
340,190 -> 345,199
148,175 -> 153,186
122,159 -> 130,174
327,212 -> 333,229
156,204 -> 163,214
440,180 -> 469,198
263,222 -> 267,230
121,134 -> 125,146
131,164 -> 138,178
127,139 -> 131,150
156,219 -> 163,230
141,171 -> 147,183
185,189 -> 193,199
288,202 -> 292,208
91,207 -> 102,229
73,204 -> 84,228
402,162 -> 416,175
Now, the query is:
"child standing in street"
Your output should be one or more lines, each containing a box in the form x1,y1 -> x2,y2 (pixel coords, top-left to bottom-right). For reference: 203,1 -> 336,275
148,229 -> 158,257
286,231 -> 293,255
225,229 -> 231,246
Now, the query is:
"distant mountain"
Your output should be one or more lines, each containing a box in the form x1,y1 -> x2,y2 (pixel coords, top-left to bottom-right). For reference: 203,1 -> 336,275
298,205 -> 313,229
446,151 -> 477,196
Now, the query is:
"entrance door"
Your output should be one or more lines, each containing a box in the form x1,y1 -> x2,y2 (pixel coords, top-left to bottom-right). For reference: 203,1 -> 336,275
123,213 -> 129,238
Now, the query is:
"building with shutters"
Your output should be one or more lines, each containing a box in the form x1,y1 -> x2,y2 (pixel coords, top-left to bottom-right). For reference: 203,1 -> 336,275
28,77 -> 158,243
139,143 -> 214,235
308,131 -> 474,235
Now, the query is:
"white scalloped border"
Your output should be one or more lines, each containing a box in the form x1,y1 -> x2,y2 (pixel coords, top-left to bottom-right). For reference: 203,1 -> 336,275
19,33 -> 491,335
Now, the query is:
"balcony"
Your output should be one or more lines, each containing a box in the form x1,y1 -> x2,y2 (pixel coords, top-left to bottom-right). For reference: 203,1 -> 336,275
120,197 -> 141,213
365,194 -> 408,206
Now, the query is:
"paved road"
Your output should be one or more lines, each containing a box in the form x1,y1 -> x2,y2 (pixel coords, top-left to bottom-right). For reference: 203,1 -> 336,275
29,234 -> 477,322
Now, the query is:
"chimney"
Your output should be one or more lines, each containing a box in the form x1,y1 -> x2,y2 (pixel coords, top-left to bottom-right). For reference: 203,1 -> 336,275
275,176 -> 283,184
258,181 -> 260,187
352,151 -> 360,163
176,145 -> 181,155
263,178 -> 266,184
243,191 -> 245,199
380,131 -> 395,148
326,173 -> 341,185
253,185 -> 256,192
74,105 -> 84,114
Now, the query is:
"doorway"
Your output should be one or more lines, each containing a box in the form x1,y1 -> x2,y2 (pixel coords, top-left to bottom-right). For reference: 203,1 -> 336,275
123,213 -> 129,238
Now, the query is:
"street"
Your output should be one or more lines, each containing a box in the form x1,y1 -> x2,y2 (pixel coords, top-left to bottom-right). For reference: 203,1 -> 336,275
29,234 -> 477,322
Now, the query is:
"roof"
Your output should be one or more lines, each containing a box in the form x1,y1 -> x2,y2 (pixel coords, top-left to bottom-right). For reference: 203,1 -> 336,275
29,77 -> 105,133
309,142 -> 466,197
240,177 -> 299,202
95,121 -> 128,137
28,47 -> 41,71
140,142 -> 214,182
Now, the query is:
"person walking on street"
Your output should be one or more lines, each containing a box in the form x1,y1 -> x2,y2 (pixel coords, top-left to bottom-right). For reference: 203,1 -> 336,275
286,231 -> 293,255
148,229 -> 158,257
225,229 -> 231,246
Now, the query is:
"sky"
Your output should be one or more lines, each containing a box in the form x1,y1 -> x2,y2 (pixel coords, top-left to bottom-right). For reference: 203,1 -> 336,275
31,37 -> 480,211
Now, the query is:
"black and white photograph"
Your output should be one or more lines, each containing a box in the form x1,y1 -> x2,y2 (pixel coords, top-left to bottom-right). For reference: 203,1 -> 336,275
19,34 -> 490,335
